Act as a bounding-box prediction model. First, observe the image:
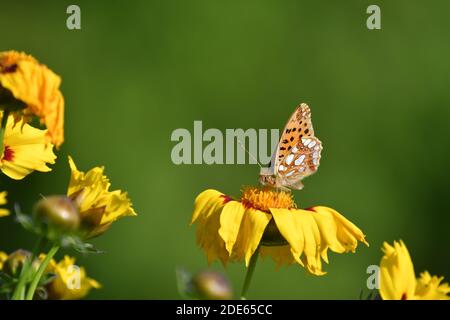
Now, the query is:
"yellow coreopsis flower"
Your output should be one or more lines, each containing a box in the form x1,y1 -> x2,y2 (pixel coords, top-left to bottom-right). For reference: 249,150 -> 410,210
0,114 -> 56,180
43,255 -> 101,300
0,51 -> 64,147
379,240 -> 450,300
192,187 -> 368,275
0,251 -> 7,269
0,191 -> 9,217
67,156 -> 137,238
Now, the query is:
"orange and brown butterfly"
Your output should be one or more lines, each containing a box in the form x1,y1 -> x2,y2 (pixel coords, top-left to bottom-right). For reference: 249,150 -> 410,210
259,103 -> 322,190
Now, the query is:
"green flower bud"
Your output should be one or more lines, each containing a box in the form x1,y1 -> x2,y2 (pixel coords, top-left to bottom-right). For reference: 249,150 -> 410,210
33,196 -> 80,233
3,249 -> 31,277
191,270 -> 233,300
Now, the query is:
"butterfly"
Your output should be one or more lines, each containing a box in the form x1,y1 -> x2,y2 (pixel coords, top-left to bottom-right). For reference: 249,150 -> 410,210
259,103 -> 322,190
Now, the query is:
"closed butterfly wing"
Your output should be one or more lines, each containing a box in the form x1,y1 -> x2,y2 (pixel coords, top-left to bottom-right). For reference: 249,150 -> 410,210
274,103 -> 322,190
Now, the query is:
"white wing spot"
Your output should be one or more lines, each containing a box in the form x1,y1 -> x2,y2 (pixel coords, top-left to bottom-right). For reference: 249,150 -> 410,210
294,155 -> 306,165
302,138 -> 311,146
285,154 -> 294,165
286,170 -> 295,177
279,165 -> 286,171
308,140 -> 316,148
291,146 -> 298,153
313,151 -> 320,158
298,167 -> 305,173
313,158 -> 319,165
314,145 -> 320,151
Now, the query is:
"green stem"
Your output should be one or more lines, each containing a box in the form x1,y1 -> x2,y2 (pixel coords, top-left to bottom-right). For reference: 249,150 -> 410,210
240,246 -> 260,300
25,244 -> 59,300
11,237 -> 46,300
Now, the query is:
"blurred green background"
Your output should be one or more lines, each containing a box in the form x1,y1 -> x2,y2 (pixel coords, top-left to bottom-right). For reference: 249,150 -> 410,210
1,0 -> 449,299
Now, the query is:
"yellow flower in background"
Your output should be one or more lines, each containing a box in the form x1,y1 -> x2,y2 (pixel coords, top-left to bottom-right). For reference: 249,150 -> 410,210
67,156 -> 137,239
192,187 -> 368,275
0,191 -> 9,217
43,255 -> 101,300
0,251 -> 7,269
379,240 -> 450,300
0,51 -> 64,147
0,114 -> 56,180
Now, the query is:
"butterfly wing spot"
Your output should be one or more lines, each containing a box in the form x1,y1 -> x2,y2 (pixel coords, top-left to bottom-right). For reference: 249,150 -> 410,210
294,155 -> 305,166
285,170 -> 296,177
285,154 -> 295,165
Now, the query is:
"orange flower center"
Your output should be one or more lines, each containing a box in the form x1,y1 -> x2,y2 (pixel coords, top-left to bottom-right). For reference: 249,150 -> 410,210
240,186 -> 295,212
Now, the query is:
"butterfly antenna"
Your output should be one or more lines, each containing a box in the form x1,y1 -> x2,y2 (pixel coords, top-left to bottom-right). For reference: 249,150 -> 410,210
237,139 -> 263,169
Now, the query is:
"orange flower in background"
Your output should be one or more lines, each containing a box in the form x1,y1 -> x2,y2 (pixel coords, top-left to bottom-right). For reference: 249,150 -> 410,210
0,51 -> 64,147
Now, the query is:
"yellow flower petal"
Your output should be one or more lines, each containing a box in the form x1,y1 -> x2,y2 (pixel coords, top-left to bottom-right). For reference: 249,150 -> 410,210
67,156 -> 136,238
45,255 -> 100,300
0,251 -> 8,270
379,240 -> 416,300
218,201 -> 246,255
1,115 -> 56,180
270,208 -> 324,275
233,208 -> 271,266
192,189 -> 224,224
308,206 -> 368,254
195,200 -> 230,265
260,245 -> 297,268
415,271 -> 450,300
0,191 -> 9,217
